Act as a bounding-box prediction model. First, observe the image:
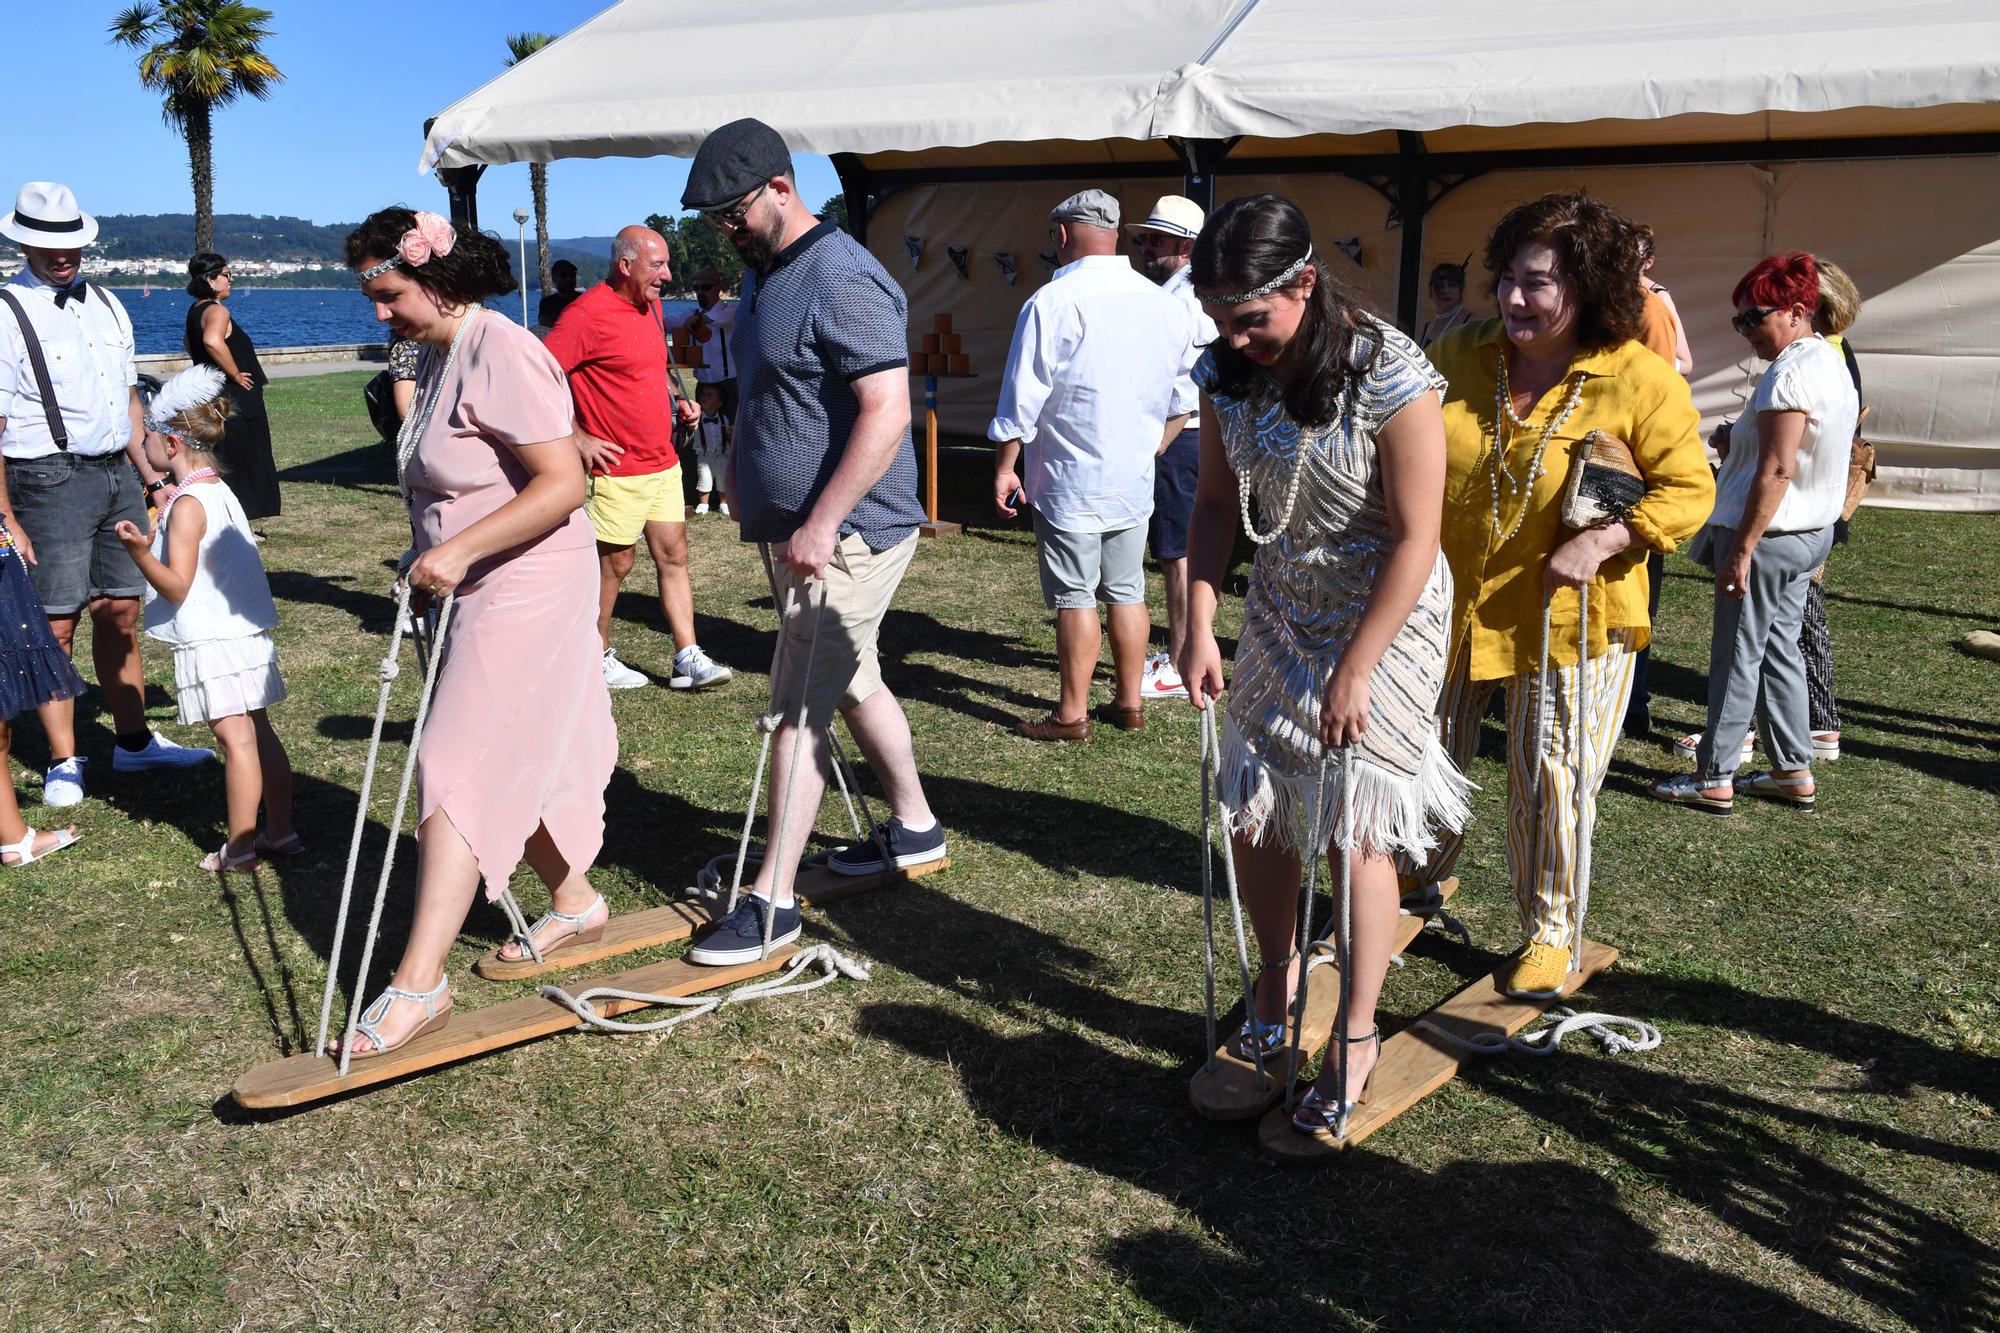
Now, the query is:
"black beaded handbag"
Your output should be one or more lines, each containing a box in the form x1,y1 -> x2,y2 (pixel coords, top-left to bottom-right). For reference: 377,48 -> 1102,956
1559,429 -> 1647,530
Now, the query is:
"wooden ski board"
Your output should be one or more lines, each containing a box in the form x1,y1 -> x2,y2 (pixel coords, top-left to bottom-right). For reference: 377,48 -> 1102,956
232,947 -> 798,1109
471,855 -> 951,981
1257,938 -> 1619,1161
1189,878 -> 1460,1123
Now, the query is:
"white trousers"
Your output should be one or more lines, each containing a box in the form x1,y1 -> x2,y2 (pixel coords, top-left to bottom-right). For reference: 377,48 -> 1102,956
1407,628 -> 1638,951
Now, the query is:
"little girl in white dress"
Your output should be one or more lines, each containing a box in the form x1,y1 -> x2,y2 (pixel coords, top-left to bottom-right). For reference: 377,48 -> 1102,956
116,365 -> 298,873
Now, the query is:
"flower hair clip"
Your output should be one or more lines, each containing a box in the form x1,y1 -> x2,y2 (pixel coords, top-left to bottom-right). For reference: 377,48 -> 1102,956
357,211 -> 457,282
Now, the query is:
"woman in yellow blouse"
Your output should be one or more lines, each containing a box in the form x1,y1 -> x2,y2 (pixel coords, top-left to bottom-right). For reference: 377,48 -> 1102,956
1417,192 -> 1713,999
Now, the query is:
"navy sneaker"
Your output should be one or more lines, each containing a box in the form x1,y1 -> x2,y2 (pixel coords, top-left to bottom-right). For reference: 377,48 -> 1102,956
687,894 -> 802,966
827,818 -> 948,877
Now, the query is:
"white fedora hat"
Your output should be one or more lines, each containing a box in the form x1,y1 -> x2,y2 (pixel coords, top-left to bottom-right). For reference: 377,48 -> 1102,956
1125,195 -> 1205,241
2,182 -> 98,248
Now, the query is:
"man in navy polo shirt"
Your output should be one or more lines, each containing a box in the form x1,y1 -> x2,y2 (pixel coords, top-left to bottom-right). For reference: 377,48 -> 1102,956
680,119 -> 946,966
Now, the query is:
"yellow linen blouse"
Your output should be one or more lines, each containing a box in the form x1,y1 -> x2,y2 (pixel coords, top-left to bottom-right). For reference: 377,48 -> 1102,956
1429,318 -> 1713,682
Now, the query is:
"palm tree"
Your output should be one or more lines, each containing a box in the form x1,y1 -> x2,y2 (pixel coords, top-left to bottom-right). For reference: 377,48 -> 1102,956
109,2 -> 282,254
504,31 -> 559,297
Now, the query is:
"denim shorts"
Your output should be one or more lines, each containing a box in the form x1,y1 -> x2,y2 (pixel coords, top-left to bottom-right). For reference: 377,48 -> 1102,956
4,452 -> 148,614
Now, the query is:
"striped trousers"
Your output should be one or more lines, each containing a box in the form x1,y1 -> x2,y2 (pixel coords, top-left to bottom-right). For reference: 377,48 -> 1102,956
1405,629 -> 1639,952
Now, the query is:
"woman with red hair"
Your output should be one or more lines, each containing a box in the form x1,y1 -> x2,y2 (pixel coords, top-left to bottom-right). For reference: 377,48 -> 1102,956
1652,252 -> 1858,815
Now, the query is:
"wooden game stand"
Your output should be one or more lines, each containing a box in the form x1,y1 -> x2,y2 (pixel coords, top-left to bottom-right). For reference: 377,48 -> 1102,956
230,853 -> 949,1110
1189,878 -> 1460,1121
1255,938 -> 1620,1161
913,314 -> 972,538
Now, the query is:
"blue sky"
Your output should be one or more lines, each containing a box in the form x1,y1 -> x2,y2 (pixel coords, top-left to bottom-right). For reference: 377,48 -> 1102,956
20,2 -> 841,238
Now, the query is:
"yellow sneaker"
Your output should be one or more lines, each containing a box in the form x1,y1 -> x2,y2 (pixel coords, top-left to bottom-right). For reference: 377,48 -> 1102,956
1505,942 -> 1571,999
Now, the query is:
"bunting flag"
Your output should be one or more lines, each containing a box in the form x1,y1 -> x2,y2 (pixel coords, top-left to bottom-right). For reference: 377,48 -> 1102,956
947,245 -> 971,279
993,251 -> 1019,285
1038,249 -> 1059,270
1333,237 -> 1364,265
903,234 -> 925,269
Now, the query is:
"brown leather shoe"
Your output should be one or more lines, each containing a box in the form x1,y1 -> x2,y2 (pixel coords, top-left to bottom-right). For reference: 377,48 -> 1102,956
1096,703 -> 1144,732
1015,713 -> 1091,742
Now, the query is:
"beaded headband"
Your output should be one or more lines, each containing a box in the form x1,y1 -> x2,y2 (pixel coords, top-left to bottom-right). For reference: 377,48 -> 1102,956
357,255 -> 402,282
1207,248 -> 1314,304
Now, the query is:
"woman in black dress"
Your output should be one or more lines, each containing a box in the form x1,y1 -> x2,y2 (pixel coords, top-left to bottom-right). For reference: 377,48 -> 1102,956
184,253 -> 282,520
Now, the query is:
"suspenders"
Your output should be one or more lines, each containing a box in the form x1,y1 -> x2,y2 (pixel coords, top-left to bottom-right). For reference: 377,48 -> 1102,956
0,286 -> 77,452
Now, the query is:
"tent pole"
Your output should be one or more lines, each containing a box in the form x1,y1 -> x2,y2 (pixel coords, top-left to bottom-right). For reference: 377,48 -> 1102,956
438,164 -> 485,233
1172,138 -> 1239,217
1394,131 -> 1428,337
832,153 -> 872,245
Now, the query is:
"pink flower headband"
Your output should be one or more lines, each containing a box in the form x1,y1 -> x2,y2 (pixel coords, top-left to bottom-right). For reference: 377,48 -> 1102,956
357,212 -> 457,282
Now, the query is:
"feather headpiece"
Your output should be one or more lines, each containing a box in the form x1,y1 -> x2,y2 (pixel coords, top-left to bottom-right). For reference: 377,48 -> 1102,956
145,364 -> 227,432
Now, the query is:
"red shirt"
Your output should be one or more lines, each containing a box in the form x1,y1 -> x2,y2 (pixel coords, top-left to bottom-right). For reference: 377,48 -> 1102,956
543,281 -> 679,476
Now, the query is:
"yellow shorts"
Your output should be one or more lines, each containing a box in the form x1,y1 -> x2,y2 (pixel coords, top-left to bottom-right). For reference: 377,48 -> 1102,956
585,463 -> 685,546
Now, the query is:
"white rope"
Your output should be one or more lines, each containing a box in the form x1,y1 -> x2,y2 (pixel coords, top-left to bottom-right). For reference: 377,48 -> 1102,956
330,590 -> 457,1077
493,887 -> 544,966
1196,705 -> 1262,1081
1416,1006 -> 1662,1058
1278,748 -> 1333,1115
539,943 -> 870,1035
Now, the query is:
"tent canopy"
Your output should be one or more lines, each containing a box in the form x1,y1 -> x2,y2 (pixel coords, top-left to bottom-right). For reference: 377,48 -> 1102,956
423,0 -> 2000,171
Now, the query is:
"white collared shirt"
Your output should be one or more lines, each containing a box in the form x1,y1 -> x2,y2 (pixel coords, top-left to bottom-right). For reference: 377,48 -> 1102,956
678,299 -> 738,382
1162,262 -> 1217,427
0,272 -> 136,459
987,253 -> 1194,533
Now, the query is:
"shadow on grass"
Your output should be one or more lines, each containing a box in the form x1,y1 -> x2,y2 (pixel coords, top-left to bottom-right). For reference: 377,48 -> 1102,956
276,440 -> 395,492
855,953 -> 2000,1331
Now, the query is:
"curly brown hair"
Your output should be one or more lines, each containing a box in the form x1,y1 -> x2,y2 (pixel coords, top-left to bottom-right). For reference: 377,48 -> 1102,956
344,206 -> 518,307
1482,192 -> 1647,353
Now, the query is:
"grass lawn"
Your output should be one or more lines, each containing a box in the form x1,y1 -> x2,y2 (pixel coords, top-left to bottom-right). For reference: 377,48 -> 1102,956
2,369 -> 1996,1331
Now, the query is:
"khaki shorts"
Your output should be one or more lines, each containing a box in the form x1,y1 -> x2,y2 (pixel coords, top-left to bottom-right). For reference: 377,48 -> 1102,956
586,462 -> 685,546
766,531 -> 917,729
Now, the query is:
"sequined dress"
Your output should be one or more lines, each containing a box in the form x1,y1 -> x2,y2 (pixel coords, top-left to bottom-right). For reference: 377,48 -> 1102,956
1197,318 -> 1469,858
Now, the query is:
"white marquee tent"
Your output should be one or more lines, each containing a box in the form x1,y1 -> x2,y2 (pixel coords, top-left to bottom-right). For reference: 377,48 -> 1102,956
424,0 -> 2000,509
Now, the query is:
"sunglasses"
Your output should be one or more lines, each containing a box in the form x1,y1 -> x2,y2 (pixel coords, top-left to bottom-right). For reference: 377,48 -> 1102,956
1731,306 -> 1780,336
704,182 -> 769,233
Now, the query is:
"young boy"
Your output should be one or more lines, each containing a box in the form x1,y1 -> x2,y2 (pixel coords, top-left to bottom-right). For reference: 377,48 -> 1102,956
691,382 -> 731,516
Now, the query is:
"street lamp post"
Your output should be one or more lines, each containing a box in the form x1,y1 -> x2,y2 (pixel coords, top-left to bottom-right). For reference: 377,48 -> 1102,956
513,207 -> 531,325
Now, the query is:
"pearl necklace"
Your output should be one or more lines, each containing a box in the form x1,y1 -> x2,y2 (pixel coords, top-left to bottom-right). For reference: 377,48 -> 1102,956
1487,352 -> 1585,544
396,309 -> 479,507
156,467 -> 220,517
1238,429 -> 1309,546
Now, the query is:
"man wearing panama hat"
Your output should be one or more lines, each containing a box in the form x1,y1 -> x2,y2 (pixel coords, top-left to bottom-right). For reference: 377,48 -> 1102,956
0,181 -> 214,809
1126,194 -> 1217,707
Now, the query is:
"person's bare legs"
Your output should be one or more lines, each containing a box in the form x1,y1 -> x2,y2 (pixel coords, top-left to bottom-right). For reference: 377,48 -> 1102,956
749,721 -> 830,909
88,596 -> 147,735
1308,849 -> 1398,1099
38,615 -> 80,760
1106,601 -> 1149,711
495,823 -> 607,960
0,718 -> 72,859
1159,556 -> 1190,665
840,686 -> 934,828
645,519 -> 695,654
1234,834 -> 1305,1028
249,710 -> 294,843
595,542 -> 638,650
209,712 -> 262,861
330,808 -> 479,1053
1054,607 -> 1101,724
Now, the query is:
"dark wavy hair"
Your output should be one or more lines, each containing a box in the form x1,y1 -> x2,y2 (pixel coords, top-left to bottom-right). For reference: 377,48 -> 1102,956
1733,251 -> 1819,313
1191,194 -> 1379,428
186,251 -> 227,300
343,206 -> 518,306
1482,192 -> 1646,353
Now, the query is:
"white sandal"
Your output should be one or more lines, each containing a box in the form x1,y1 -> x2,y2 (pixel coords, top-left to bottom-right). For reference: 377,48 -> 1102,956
1,826 -> 79,867
496,892 -> 608,963
340,975 -> 452,1059
1738,770 -> 1817,811
202,843 -> 260,874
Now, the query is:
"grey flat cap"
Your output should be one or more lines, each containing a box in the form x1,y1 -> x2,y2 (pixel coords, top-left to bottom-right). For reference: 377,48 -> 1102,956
682,118 -> 793,211
1050,189 -> 1119,230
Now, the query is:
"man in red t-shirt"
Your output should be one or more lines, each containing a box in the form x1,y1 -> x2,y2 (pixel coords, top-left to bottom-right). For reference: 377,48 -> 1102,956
545,225 -> 732,691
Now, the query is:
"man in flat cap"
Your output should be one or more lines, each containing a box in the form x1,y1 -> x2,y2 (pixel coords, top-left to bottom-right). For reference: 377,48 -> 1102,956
1126,194 -> 1216,707
990,189 -> 1195,741
679,118 -> 946,967
0,181 -> 213,809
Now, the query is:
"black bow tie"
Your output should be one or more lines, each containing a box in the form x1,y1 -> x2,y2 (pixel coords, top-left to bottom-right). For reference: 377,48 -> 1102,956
52,283 -> 84,309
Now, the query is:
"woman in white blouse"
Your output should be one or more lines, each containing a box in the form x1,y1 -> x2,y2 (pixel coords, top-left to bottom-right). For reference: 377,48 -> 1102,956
1653,252 -> 1857,815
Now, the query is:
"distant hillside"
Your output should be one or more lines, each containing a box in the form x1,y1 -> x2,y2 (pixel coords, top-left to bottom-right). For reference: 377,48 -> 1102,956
95,213 -> 355,263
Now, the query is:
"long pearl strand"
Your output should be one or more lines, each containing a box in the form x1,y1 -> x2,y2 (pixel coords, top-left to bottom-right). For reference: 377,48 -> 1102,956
395,309 -> 480,507
1488,352 -> 1585,544
1238,431 -> 1309,545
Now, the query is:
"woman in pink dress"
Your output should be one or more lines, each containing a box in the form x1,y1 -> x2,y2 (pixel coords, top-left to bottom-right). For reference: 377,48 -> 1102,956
333,208 -> 617,1057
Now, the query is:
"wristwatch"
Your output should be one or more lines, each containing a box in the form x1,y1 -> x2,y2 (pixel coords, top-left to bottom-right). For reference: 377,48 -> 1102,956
145,478 -> 169,495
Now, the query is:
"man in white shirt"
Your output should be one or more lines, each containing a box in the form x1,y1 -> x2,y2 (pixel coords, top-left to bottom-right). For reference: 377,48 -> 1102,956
0,182 -> 215,808
1127,195 -> 1216,705
990,189 -> 1193,742
674,268 -> 739,422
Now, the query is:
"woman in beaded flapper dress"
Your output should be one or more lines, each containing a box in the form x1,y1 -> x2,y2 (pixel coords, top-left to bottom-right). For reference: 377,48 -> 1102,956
1413,192 -> 1710,1002
1178,195 -> 1470,1135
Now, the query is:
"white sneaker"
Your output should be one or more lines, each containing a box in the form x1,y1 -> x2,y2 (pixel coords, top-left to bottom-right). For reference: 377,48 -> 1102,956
669,645 -> 732,691
1140,650 -> 1188,702
602,649 -> 649,690
111,732 -> 218,772
43,757 -> 85,808
718,502 -> 731,518
694,502 -> 710,515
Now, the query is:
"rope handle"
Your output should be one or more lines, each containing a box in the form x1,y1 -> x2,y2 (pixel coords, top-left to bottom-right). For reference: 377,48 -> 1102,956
541,943 -> 870,1035
1416,1006 -> 1661,1058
